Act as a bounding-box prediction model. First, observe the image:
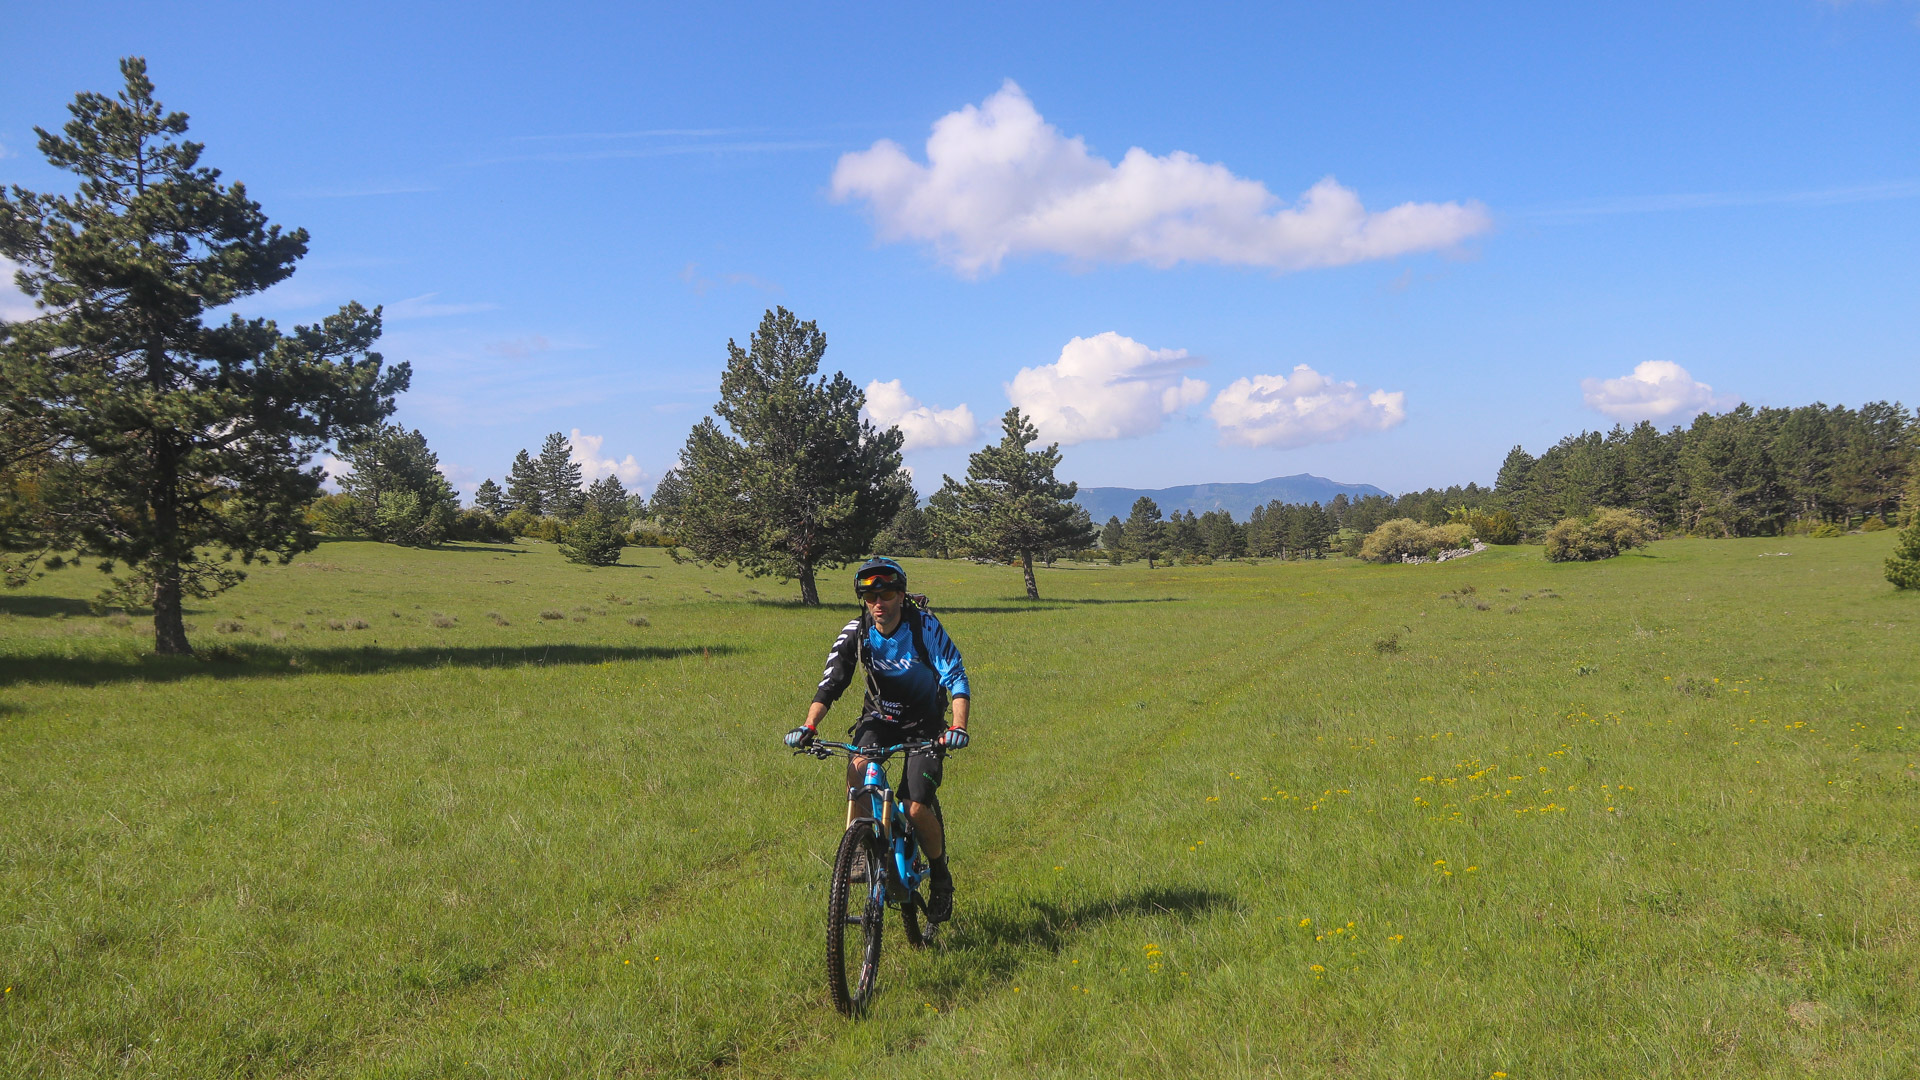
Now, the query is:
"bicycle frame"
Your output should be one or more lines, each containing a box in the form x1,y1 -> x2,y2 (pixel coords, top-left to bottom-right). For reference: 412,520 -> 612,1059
812,740 -> 931,901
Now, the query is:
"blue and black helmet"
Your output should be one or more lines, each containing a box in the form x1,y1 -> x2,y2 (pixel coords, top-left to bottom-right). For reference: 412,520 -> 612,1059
854,556 -> 907,599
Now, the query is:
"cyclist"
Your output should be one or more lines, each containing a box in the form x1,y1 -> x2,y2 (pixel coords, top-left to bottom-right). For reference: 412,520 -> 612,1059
786,557 -> 971,923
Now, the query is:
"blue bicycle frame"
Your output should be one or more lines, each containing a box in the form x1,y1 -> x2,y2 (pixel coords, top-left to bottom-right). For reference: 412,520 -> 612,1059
828,740 -> 932,901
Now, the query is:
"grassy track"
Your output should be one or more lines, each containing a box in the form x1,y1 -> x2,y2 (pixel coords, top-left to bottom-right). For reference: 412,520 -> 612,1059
2,535 -> 1917,1077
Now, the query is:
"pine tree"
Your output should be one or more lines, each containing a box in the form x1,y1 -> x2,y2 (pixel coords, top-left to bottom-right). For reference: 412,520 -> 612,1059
927,408 -> 1086,599
873,503 -> 930,558
536,432 -> 584,520
1888,465 -> 1920,590
1124,497 -> 1165,568
473,478 -> 507,517
583,473 -> 633,523
1098,515 -> 1126,561
505,449 -> 543,514
658,307 -> 909,605
337,425 -> 459,547
0,59 -> 405,652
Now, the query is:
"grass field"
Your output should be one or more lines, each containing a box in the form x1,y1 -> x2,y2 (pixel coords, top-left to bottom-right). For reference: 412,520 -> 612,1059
3,534 -> 1918,1078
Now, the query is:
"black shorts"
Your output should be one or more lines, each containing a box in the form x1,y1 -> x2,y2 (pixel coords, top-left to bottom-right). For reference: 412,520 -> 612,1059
851,716 -> 944,807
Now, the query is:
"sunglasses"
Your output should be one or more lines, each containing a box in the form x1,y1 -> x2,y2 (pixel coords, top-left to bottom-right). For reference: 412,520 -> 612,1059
861,588 -> 903,603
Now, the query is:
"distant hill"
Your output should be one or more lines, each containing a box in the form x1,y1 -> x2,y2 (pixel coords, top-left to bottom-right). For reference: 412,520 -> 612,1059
1072,474 -> 1389,522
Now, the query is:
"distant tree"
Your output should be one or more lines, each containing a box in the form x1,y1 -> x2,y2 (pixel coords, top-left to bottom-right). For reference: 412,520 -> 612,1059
1199,510 -> 1244,560
536,432 -> 585,520
928,408 -> 1086,599
1047,506 -> 1098,565
1123,497 -> 1166,568
1098,515 -> 1126,561
658,307 -> 909,605
1165,510 -> 1202,559
337,425 -> 458,547
506,448 -> 543,514
0,59 -> 405,653
473,478 -> 508,517
873,502 -> 931,558
1887,464 -> 1920,589
583,473 -> 632,523
560,510 -> 625,566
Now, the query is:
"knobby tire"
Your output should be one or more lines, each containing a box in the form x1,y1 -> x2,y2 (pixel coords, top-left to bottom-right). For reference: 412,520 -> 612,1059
827,823 -> 883,1014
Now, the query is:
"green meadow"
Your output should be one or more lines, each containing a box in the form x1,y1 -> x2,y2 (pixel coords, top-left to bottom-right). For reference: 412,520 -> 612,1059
2,535 -> 1916,1078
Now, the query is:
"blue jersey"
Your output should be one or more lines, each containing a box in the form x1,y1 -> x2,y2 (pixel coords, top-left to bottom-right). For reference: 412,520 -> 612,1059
812,605 -> 969,730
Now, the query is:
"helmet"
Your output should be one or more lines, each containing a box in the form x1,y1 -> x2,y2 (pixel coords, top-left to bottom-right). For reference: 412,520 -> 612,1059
853,556 -> 907,599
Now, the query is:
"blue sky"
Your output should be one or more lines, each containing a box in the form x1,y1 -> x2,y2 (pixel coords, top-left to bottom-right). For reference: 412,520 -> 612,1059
4,2 -> 1917,499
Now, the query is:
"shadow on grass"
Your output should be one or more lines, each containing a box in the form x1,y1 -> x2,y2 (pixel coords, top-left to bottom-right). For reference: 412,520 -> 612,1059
924,885 -> 1231,992
0,642 -> 739,686
0,594 -> 101,618
744,597 -> 1185,614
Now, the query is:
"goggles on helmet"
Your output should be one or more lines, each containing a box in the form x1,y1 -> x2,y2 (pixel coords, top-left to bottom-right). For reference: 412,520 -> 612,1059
854,569 -> 903,596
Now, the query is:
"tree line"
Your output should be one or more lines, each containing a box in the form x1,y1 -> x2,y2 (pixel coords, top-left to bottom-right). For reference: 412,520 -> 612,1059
8,62 -> 1918,657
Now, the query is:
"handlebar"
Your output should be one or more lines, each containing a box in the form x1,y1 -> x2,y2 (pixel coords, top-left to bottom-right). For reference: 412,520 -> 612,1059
795,739 -> 942,761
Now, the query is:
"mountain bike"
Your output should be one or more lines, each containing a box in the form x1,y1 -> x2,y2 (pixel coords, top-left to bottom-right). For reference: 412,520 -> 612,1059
793,738 -> 942,1015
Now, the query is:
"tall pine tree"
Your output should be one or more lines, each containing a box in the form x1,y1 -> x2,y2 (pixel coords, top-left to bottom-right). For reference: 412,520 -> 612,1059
505,449 -> 543,514
536,432 -> 584,520
0,59 -> 405,652
927,407 -> 1087,599
657,308 -> 909,605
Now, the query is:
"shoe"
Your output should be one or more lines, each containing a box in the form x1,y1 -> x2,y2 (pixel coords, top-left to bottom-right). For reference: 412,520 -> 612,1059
925,877 -> 953,924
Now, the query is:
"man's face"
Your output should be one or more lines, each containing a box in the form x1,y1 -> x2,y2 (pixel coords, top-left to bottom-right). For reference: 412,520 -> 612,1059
864,588 -> 903,623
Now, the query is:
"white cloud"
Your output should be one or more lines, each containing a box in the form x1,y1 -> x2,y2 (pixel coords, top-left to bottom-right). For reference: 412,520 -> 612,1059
319,455 -> 352,493
862,379 -> 978,450
1005,332 -> 1208,445
1208,365 -> 1407,449
1580,361 -> 1737,421
1,257 -> 38,321
436,460 -> 479,497
832,80 -> 1490,277
569,429 -> 650,489
385,292 -> 499,320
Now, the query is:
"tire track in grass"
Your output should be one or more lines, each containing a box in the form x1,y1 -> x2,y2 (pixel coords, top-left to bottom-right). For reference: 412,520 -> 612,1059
321,586 -> 1369,1076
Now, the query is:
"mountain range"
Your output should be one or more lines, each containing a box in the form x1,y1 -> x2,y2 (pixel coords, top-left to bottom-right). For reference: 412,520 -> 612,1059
1071,474 -> 1389,523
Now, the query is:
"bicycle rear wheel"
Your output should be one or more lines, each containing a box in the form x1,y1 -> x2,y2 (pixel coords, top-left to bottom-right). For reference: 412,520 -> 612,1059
826,823 -> 884,1014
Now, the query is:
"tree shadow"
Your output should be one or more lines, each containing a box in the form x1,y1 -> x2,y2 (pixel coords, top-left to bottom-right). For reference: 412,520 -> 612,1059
0,642 -> 739,687
0,595 -> 99,618
938,597 -> 1183,614
921,885 -> 1232,992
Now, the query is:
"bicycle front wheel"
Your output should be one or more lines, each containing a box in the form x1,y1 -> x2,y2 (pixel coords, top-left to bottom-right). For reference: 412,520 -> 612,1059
826,823 -> 884,1015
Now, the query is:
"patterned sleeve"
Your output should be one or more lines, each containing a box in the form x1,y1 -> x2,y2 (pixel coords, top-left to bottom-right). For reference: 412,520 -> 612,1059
811,618 -> 863,708
922,612 -> 970,699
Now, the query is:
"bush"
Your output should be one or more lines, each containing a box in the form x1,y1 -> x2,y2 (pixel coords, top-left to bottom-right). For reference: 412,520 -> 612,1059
1887,514 -> 1920,590
502,509 -> 563,542
1544,508 -> 1657,562
1358,519 -> 1473,563
560,511 -> 626,566
1861,518 -> 1889,533
1470,509 -> 1522,545
450,508 -> 512,543
1810,522 -> 1845,538
305,494 -> 366,538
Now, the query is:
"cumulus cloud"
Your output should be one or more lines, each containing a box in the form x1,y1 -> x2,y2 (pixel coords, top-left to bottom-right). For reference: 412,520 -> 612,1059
1006,332 -> 1208,445
1581,361 -> 1737,421
1208,365 -> 1407,449
569,429 -> 649,488
832,81 -> 1490,277
319,455 -> 352,493
862,379 -> 978,450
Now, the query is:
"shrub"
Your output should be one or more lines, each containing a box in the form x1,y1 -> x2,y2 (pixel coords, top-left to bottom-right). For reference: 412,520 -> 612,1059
1887,513 -> 1920,590
503,509 -> 563,542
304,493 -> 366,538
1470,509 -> 1522,545
1810,522 -> 1845,538
450,508 -> 512,543
1861,518 -> 1889,533
560,511 -> 626,567
1358,519 -> 1474,563
1545,508 -> 1657,562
